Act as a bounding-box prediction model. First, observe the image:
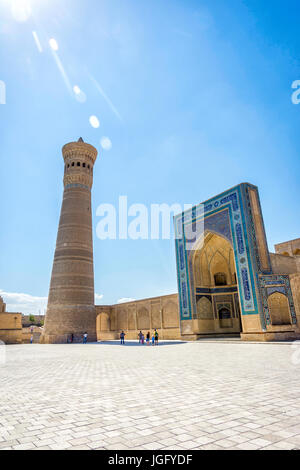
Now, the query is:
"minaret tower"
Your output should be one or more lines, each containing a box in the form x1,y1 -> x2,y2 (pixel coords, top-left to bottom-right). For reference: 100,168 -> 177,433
42,138 -> 98,343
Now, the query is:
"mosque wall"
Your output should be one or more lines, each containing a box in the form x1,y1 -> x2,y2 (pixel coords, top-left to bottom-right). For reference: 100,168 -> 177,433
0,296 -> 23,344
270,253 -> 299,275
275,239 -> 300,257
0,313 -> 23,345
96,294 -> 180,341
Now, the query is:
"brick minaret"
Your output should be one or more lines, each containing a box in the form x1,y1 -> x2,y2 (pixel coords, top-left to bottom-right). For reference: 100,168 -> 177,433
41,138 -> 98,343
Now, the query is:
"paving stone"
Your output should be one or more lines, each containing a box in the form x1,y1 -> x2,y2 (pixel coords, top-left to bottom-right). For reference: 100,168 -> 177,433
67,445 -> 91,450
1,342 -> 300,451
236,442 -> 261,450
35,439 -> 56,448
49,443 -> 72,450
247,438 -> 272,448
68,437 -> 91,446
175,433 -> 196,442
215,439 -> 237,448
274,440 -> 299,450
12,443 -> 36,450
229,434 -> 250,444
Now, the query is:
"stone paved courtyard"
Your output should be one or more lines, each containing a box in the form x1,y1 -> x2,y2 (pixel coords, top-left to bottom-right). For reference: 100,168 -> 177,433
1,340 -> 300,450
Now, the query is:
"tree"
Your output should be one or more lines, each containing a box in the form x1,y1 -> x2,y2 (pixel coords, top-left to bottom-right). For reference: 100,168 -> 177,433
29,314 -> 35,323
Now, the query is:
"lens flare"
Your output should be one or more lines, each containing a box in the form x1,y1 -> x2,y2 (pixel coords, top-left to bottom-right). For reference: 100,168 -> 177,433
89,116 -> 100,129
101,137 -> 112,151
49,38 -> 59,51
11,0 -> 31,23
73,85 -> 87,103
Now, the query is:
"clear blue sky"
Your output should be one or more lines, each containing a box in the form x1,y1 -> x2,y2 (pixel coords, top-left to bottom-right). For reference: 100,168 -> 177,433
0,0 -> 299,314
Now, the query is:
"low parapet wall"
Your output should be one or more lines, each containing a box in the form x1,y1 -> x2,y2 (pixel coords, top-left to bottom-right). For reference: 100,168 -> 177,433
22,315 -> 45,327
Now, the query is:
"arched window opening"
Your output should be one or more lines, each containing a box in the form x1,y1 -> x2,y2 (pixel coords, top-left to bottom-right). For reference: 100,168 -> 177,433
218,307 -> 233,328
71,162 -> 75,167
214,272 -> 227,286
83,163 -> 86,168
219,307 -> 231,320
77,162 -> 80,167
268,292 -> 291,325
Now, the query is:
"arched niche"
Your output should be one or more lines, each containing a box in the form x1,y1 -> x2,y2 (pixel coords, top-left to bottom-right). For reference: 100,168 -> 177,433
192,232 -> 236,288
117,309 -> 127,330
96,312 -> 110,332
162,302 -> 179,328
268,292 -> 291,325
137,307 -> 150,330
196,297 -> 214,320
110,311 -> 117,331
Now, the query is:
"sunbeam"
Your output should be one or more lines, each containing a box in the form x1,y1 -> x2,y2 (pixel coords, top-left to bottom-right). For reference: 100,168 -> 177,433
32,30 -> 42,53
89,74 -> 123,123
51,48 -> 73,96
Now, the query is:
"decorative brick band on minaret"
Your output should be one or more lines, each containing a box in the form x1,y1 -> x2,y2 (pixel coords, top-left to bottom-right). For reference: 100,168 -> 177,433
41,139 -> 98,343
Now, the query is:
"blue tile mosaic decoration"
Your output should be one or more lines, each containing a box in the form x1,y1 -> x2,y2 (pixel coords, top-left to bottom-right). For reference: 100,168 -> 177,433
259,275 -> 297,325
241,269 -> 251,301
202,210 -> 232,244
266,286 -> 286,296
236,224 -> 245,255
196,287 -> 238,295
174,183 -> 272,328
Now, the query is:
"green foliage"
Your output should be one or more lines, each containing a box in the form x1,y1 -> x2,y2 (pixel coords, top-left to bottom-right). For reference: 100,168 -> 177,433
29,314 -> 35,323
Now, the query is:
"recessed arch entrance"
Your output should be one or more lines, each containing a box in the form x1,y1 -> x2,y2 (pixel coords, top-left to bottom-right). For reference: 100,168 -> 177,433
191,232 -> 242,335
174,183 -> 299,341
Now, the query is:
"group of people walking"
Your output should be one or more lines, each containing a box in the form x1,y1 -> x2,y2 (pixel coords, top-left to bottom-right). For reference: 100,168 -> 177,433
120,329 -> 159,345
71,330 -> 159,345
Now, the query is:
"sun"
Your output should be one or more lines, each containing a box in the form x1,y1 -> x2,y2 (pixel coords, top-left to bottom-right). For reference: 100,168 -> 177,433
9,0 -> 32,23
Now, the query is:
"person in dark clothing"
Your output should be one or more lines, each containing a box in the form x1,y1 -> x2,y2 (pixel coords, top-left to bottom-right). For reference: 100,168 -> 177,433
120,331 -> 126,345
